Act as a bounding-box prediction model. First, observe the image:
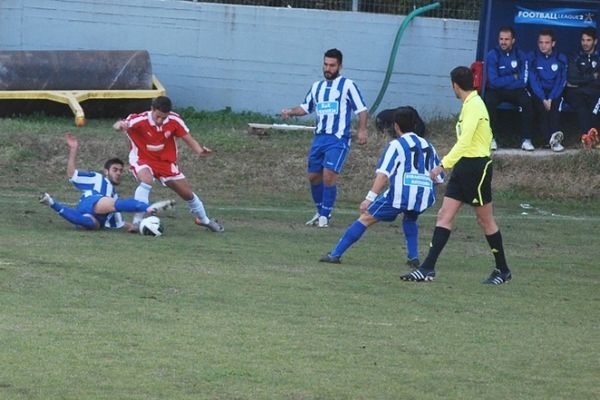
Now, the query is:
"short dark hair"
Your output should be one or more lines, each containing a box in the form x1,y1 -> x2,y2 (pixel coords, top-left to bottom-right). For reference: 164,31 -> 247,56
152,96 -> 172,113
450,66 -> 474,91
324,48 -> 343,64
581,27 -> 597,41
104,158 -> 124,170
499,26 -> 515,38
393,107 -> 419,135
538,28 -> 555,41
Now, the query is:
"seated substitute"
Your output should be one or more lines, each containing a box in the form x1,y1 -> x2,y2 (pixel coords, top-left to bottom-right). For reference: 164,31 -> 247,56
564,27 -> 600,141
529,28 -> 568,152
484,26 -> 534,151
320,107 -> 443,267
39,132 -> 175,230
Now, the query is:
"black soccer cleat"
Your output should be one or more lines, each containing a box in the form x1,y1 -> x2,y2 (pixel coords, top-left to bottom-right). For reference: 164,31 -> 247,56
400,267 -> 436,282
482,268 -> 512,285
319,253 -> 341,264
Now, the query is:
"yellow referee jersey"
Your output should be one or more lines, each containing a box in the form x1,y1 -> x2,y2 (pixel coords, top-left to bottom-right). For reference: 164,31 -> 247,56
442,91 -> 492,169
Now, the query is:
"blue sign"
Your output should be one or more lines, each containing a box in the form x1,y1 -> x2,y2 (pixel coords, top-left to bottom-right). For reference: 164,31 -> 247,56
403,173 -> 433,190
514,7 -> 597,28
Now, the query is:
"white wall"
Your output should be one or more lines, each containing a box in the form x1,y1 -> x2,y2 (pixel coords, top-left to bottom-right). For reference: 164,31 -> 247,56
0,0 -> 479,117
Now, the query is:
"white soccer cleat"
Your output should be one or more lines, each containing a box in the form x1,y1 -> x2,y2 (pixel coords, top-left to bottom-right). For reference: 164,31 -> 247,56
195,217 -> 224,233
490,138 -> 498,151
317,215 -> 329,228
521,139 -> 535,151
147,199 -> 176,215
305,212 -> 320,226
39,192 -> 54,206
549,131 -> 564,152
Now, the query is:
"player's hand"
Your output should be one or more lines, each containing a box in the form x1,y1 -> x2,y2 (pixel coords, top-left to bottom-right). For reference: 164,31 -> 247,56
113,120 -> 128,132
430,165 -> 444,181
359,199 -> 371,214
356,129 -> 368,145
543,99 -> 552,111
65,132 -> 78,149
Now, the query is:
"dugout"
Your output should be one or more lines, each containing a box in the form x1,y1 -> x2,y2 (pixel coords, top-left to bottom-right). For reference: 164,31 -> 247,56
476,0 -> 599,146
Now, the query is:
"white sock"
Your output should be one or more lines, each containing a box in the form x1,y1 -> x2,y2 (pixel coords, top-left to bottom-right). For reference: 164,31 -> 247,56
187,193 -> 209,224
133,182 -> 152,225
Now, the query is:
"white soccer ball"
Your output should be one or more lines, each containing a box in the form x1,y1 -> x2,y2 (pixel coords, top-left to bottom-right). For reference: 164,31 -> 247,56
139,216 -> 164,237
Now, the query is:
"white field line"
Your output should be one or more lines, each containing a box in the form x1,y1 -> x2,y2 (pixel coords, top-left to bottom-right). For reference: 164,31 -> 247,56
3,193 -> 600,222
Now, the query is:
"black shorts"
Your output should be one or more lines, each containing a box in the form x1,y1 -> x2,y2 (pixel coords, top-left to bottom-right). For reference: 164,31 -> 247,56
445,157 -> 493,206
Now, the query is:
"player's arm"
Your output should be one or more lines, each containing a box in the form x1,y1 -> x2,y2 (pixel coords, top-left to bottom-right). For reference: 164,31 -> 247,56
65,132 -> 78,178
112,119 -> 128,132
359,172 -> 388,214
356,110 -> 368,145
181,133 -> 212,157
281,106 -> 308,119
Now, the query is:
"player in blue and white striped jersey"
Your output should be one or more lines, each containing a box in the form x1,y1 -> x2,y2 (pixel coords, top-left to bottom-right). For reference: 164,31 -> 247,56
320,107 -> 443,266
282,48 -> 368,228
39,133 -> 174,230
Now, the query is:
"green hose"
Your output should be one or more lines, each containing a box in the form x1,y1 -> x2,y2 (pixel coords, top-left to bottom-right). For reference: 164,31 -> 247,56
369,1 -> 441,115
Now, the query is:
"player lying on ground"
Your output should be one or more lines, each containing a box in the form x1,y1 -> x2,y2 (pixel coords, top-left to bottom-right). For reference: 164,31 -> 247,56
39,133 -> 175,231
319,107 -> 443,266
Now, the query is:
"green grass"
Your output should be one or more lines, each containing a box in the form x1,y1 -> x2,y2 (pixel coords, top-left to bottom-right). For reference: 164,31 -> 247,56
0,114 -> 599,399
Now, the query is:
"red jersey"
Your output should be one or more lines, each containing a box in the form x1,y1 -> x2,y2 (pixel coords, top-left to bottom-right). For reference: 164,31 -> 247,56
125,111 -> 190,164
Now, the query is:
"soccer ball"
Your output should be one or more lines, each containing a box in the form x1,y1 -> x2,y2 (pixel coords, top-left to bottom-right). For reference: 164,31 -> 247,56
139,216 -> 164,237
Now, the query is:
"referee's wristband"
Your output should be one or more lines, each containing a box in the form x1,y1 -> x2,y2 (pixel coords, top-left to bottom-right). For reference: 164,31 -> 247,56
365,191 -> 378,202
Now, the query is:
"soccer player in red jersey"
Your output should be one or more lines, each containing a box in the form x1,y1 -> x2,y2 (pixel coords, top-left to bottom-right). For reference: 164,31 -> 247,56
113,96 -> 224,232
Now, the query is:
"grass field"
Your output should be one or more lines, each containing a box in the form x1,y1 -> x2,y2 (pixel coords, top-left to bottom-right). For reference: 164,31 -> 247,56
0,113 -> 599,399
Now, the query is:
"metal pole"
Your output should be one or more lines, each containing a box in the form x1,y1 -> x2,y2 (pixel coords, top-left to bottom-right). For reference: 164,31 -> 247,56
352,0 -> 358,12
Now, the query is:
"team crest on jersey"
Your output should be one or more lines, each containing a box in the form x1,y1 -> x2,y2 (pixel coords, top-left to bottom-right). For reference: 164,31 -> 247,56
551,63 -> 558,71
511,60 -> 518,68
164,130 -> 172,139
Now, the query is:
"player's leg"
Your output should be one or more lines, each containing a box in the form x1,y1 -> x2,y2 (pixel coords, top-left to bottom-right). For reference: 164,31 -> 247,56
402,211 -> 420,267
131,166 -> 154,229
93,196 -> 174,215
307,171 -> 324,225
39,193 -> 99,229
564,88 -> 592,135
515,88 -> 534,144
401,160 -> 468,282
306,138 -> 325,225
318,140 -> 350,227
484,89 -> 501,144
320,212 -> 377,264
165,178 -> 223,232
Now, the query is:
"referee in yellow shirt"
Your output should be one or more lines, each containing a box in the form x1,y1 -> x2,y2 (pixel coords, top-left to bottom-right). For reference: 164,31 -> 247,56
401,66 -> 512,285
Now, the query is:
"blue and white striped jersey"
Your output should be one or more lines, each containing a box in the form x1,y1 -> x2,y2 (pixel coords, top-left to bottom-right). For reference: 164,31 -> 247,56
300,76 -> 367,140
69,170 -> 124,229
376,133 -> 443,212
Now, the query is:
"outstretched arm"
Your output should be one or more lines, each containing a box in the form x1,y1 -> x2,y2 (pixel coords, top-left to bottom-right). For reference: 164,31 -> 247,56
281,106 -> 308,119
65,132 -> 78,178
181,133 -> 212,157
359,172 -> 388,214
113,119 -> 128,132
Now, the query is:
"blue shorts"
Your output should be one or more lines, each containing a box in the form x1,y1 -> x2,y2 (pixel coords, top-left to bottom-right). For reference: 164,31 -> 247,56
76,194 -> 107,226
367,195 -> 419,222
307,134 -> 350,174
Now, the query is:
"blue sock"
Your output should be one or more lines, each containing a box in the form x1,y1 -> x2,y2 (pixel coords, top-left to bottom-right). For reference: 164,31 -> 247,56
310,183 -> 323,212
50,200 -> 64,213
402,213 -> 419,260
114,198 -> 149,213
331,220 -> 367,257
58,207 -> 97,229
321,184 -> 337,218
